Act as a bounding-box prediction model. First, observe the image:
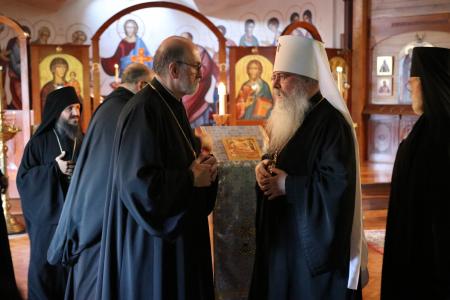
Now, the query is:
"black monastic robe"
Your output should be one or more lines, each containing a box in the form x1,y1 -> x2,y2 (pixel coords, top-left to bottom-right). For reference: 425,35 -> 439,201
249,93 -> 358,300
0,204 -> 21,300
381,116 -> 450,299
47,87 -> 135,300
17,129 -> 81,300
96,78 -> 217,300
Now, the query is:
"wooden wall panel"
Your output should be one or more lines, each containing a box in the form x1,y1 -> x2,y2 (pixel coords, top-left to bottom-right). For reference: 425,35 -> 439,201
351,0 -> 369,160
371,0 -> 450,18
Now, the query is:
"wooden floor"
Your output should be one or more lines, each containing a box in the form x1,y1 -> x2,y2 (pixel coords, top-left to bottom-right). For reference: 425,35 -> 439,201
8,209 -> 387,300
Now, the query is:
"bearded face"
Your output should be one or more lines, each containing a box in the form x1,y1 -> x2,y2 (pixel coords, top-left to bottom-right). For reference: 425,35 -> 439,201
56,103 -> 82,140
265,77 -> 312,154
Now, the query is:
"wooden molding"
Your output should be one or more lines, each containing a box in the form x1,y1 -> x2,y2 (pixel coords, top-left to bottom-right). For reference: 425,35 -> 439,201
371,13 -> 450,48
363,104 -> 415,115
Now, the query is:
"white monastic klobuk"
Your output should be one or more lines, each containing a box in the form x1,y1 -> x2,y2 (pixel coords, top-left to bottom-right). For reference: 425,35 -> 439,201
273,35 -> 368,290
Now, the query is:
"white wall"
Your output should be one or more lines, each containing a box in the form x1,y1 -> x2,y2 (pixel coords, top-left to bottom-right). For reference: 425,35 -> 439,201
1,0 -> 345,94
0,0 -> 344,47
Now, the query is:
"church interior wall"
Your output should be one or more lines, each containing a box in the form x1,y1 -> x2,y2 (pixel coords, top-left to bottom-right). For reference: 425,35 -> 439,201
1,0 -> 344,46
364,1 -> 450,163
0,0 -> 344,199
1,0 -> 345,110
371,0 -> 450,19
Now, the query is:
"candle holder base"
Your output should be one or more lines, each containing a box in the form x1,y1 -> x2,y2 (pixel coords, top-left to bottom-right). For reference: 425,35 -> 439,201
2,193 -> 25,234
212,114 -> 230,126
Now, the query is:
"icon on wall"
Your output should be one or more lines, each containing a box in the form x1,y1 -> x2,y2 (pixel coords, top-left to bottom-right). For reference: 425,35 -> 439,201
376,56 -> 393,76
376,77 -> 393,97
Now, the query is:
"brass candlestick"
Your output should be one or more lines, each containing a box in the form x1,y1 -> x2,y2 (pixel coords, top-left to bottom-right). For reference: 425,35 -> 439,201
212,114 -> 230,126
0,66 -> 24,234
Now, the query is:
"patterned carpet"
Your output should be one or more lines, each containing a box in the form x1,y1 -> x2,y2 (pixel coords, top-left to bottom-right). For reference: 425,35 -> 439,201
364,229 -> 385,255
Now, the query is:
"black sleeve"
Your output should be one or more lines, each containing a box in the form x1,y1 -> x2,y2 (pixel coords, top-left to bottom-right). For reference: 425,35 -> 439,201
17,139 -> 64,225
285,117 -> 356,276
115,102 -> 195,240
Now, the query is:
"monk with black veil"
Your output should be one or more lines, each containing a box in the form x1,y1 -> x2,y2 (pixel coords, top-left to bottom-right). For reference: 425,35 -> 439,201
17,86 -> 83,299
381,47 -> 450,299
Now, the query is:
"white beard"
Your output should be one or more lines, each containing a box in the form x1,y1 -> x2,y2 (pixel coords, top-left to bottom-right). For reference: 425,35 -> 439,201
265,86 -> 311,154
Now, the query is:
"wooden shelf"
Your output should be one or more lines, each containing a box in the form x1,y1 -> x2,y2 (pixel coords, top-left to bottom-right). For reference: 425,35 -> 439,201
363,104 -> 415,115
360,162 -> 392,210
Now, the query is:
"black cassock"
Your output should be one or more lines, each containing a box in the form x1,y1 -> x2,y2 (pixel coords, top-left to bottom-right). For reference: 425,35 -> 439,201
381,116 -> 450,299
47,87 -> 135,300
17,129 -> 81,299
0,202 -> 21,300
96,78 -> 217,300
249,94 -> 358,300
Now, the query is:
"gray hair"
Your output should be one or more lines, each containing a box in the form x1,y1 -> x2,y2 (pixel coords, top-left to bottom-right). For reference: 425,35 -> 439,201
121,63 -> 152,84
296,74 -> 318,86
153,36 -> 193,76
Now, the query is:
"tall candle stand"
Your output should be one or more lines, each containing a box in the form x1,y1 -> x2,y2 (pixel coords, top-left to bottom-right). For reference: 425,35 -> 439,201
0,66 -> 23,234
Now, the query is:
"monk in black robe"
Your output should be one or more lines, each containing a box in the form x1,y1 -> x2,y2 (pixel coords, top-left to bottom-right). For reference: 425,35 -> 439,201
381,47 -> 450,299
0,170 -> 21,300
96,36 -> 218,300
47,63 -> 152,300
249,35 -> 366,300
17,87 -> 83,300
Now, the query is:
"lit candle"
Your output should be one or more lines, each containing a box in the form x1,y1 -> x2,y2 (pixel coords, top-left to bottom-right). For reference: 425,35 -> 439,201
336,66 -> 343,95
218,82 -> 226,115
114,64 -> 119,83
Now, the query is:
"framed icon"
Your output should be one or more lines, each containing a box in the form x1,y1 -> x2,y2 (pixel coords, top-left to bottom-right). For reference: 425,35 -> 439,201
222,136 -> 262,161
30,44 -> 91,130
228,46 -> 276,125
376,77 -> 393,97
376,56 -> 393,76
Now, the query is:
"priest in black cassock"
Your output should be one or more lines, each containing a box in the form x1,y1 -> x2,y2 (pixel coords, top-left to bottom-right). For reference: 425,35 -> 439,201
17,86 -> 83,300
381,47 -> 450,299
0,170 -> 21,300
96,36 -> 218,300
249,35 -> 368,300
47,63 -> 152,300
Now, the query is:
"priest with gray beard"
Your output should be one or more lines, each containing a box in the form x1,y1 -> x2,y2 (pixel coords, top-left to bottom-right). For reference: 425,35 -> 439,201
249,35 -> 368,300
17,86 -> 83,299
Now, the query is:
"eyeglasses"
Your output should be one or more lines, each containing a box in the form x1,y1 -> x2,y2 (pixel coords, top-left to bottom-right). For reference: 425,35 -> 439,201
271,73 -> 292,82
176,61 -> 202,74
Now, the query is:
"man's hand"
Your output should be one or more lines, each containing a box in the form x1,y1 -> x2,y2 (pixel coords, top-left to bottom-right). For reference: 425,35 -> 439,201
255,159 -> 271,189
197,132 -> 213,154
200,153 -> 218,182
190,153 -> 213,187
260,167 -> 287,200
55,151 -> 75,176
